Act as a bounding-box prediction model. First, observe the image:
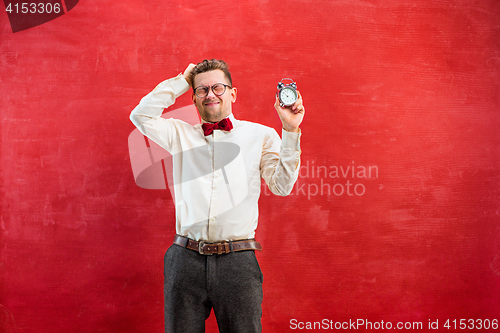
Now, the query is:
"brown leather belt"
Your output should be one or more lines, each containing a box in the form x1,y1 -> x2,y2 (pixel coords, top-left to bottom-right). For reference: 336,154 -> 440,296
173,234 -> 262,255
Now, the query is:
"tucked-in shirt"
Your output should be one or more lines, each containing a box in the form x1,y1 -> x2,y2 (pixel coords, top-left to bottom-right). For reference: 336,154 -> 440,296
130,74 -> 301,242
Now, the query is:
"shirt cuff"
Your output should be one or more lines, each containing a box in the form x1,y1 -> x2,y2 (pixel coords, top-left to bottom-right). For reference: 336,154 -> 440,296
281,128 -> 301,150
153,73 -> 190,97
169,74 -> 191,97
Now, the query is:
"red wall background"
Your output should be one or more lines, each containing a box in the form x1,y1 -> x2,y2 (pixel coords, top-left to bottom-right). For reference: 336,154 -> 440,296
1,0 -> 499,332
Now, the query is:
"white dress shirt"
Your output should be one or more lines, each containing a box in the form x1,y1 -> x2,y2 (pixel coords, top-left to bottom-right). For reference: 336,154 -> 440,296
130,75 -> 301,242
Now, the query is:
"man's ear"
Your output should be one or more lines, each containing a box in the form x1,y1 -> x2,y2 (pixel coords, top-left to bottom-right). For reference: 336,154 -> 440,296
231,87 -> 237,103
192,93 -> 196,104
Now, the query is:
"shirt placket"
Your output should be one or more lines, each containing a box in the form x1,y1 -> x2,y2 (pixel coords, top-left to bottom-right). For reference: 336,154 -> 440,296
207,131 -> 222,241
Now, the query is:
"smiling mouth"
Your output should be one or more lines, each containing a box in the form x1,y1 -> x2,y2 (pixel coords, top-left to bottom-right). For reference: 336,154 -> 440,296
204,101 -> 220,107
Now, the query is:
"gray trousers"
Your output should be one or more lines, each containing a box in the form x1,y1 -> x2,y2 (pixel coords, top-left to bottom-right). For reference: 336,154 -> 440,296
164,243 -> 263,333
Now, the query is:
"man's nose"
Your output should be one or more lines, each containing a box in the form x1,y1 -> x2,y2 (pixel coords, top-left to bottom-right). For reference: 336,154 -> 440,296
206,87 -> 217,98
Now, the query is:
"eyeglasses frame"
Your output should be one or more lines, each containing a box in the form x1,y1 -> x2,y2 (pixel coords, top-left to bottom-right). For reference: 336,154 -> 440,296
193,83 -> 233,99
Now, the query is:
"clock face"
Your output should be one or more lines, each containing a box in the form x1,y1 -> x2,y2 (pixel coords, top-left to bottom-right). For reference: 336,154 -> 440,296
279,87 -> 298,106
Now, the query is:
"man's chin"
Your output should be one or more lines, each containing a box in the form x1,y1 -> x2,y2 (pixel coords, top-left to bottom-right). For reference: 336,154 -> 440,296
201,110 -> 225,122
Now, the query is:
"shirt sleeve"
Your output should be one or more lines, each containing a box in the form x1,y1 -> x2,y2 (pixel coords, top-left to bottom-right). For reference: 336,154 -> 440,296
129,74 -> 190,152
260,128 -> 302,196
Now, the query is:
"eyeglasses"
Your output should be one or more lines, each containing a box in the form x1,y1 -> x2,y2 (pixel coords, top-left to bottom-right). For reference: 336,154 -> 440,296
193,83 -> 232,98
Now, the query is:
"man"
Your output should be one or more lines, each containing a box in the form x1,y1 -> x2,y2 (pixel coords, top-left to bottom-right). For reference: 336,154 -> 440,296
130,59 -> 305,333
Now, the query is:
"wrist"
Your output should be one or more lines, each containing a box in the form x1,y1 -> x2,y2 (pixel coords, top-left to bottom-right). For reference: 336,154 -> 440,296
182,74 -> 191,87
283,126 -> 300,133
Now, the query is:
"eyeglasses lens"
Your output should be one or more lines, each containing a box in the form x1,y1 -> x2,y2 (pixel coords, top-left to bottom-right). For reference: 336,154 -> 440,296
195,84 -> 227,98
212,84 -> 225,95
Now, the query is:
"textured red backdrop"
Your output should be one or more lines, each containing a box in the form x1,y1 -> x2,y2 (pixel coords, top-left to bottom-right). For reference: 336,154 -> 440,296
1,0 -> 499,332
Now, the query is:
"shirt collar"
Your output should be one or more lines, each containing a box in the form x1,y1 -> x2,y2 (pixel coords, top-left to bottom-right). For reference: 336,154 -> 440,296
200,113 -> 236,124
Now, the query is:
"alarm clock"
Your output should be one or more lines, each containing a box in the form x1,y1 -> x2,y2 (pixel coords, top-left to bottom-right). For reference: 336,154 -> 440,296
277,78 -> 298,107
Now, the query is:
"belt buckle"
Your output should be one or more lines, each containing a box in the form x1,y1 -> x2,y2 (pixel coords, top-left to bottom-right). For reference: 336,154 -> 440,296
198,241 -> 212,255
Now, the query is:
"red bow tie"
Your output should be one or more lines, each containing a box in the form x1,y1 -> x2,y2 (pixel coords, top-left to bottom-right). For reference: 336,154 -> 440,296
202,118 -> 233,136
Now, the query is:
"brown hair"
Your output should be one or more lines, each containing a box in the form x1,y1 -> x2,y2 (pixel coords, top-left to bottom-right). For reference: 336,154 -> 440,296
190,59 -> 233,87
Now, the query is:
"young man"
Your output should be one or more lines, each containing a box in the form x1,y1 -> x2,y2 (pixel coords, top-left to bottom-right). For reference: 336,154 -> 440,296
130,59 -> 305,333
